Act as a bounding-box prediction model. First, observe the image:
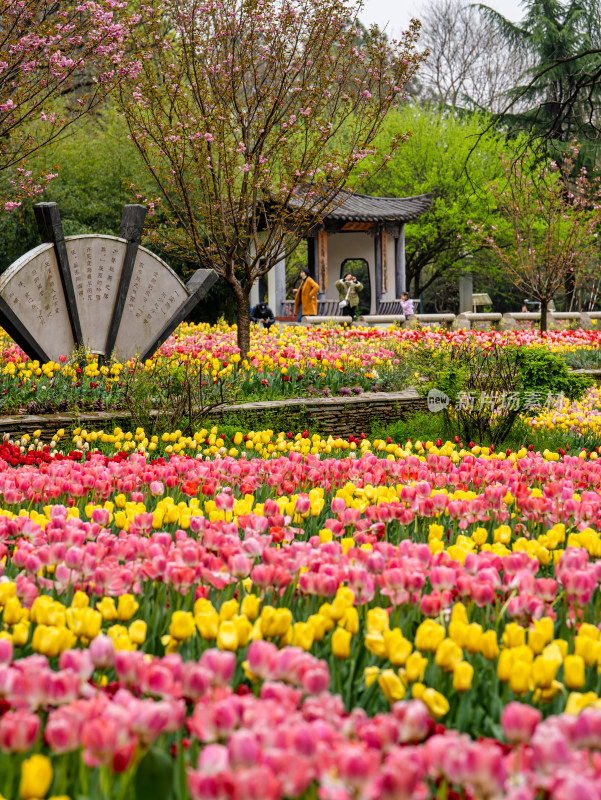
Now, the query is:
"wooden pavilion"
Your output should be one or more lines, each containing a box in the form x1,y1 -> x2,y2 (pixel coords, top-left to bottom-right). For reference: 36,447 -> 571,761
259,189 -> 434,316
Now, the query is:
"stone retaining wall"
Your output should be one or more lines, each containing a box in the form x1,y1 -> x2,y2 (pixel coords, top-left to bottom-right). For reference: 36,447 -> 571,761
0,389 -> 426,440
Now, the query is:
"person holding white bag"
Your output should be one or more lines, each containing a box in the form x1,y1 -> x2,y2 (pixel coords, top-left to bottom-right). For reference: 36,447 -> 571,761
335,273 -> 363,321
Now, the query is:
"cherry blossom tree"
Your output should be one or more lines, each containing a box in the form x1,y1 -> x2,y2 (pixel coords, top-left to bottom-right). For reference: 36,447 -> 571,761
120,0 -> 424,357
476,148 -> 601,333
0,0 -> 140,210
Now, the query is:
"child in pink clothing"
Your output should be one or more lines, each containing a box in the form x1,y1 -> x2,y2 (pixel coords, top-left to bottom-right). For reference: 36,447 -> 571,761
400,292 -> 414,320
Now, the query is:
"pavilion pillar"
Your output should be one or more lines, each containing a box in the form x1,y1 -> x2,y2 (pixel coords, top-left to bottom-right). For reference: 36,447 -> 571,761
374,226 -> 382,313
250,281 -> 260,307
267,257 -> 286,316
316,230 -> 328,299
395,224 -> 406,296
307,236 -> 318,282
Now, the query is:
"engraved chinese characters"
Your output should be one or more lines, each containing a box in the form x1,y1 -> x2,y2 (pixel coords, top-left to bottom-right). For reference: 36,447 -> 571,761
0,243 -> 75,361
112,247 -> 187,361
67,235 -> 125,354
0,203 -> 218,364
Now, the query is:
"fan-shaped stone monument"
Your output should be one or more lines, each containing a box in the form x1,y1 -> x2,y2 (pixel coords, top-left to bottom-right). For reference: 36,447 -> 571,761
0,203 -> 217,364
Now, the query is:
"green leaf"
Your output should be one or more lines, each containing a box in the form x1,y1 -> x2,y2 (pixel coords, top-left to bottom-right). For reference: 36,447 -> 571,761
135,747 -> 175,800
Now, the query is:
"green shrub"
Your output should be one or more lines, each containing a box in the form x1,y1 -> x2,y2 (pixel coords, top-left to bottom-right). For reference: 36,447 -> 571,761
407,342 -> 593,447
516,346 -> 593,402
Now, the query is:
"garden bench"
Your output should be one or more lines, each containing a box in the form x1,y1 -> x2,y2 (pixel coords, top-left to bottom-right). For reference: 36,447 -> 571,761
277,299 -> 342,323
376,300 -> 405,315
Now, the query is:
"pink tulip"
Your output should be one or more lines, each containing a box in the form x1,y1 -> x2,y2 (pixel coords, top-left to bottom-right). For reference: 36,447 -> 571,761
89,635 -> 115,669
200,651 -> 236,686
0,709 -> 40,752
392,700 -> 432,743
45,707 -> 83,753
502,703 -> 542,744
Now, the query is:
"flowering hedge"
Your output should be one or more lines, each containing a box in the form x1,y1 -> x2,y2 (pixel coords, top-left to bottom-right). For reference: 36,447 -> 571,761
1,435 -> 601,797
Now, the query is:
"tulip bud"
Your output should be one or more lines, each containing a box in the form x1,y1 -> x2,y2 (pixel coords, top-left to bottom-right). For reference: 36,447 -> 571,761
331,627 -> 352,659
501,702 -> 542,743
170,611 -> 196,641
19,754 -> 53,799
217,621 -> 239,652
378,669 -> 406,704
564,654 -> 586,690
452,661 -> 474,692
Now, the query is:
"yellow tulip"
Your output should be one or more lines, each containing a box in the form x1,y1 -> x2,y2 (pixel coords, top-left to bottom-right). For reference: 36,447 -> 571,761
421,688 -> 450,718
565,691 -> 599,715
129,620 -> 147,645
19,754 -> 53,800
481,630 -> 499,660
497,649 -> 514,682
331,628 -> 352,659
503,623 -> 525,649
12,621 -> 30,647
3,596 -> 24,626
405,651 -> 428,683
579,623 -> 600,641
219,599 -> 240,622
564,654 -> 586,690
450,603 -> 468,624
116,594 -> 139,621
81,609 -> 102,639
170,611 -> 196,641
415,620 -> 446,652
233,616 -> 253,648
240,594 -> 260,621
575,636 -> 600,668
461,623 -> 481,655
307,614 -> 329,642
260,606 -> 292,638
378,669 -> 405,703
509,660 -> 531,695
453,661 -> 474,692
532,655 -> 560,689
97,597 -> 117,621
435,639 -> 463,672
384,629 -> 413,667
217,621 -> 239,651
196,611 -> 220,640
340,607 -> 359,634
364,666 -> 380,688
366,607 -> 390,635
292,622 -> 314,651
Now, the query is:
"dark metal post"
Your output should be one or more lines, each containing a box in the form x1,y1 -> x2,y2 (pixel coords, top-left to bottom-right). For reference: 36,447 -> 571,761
395,223 -> 406,296
374,227 -> 382,311
104,204 -> 147,358
139,270 -> 218,362
0,298 -> 49,364
34,202 -> 83,347
306,236 -> 318,281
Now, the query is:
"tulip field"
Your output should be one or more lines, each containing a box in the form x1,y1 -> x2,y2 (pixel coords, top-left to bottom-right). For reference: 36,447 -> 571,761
3,325 -> 601,799
3,321 -> 601,413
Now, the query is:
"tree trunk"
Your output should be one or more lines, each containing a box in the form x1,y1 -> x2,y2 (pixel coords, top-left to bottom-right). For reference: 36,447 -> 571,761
539,298 -> 548,334
236,290 -> 252,360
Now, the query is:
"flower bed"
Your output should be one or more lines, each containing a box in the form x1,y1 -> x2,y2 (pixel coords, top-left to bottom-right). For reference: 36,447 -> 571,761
2,322 -> 601,413
1,437 -> 601,797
